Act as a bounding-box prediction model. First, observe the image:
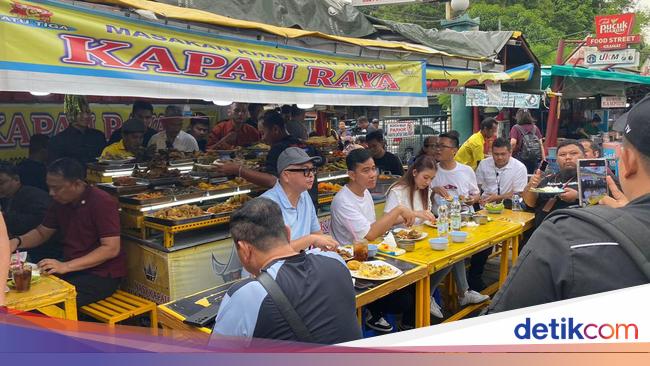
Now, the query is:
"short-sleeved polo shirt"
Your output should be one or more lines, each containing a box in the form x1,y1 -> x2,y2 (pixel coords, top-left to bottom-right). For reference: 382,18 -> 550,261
261,182 -> 320,240
42,186 -> 126,278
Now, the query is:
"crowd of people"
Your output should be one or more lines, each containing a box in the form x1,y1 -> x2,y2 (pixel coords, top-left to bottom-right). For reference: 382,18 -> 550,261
1,96 -> 649,348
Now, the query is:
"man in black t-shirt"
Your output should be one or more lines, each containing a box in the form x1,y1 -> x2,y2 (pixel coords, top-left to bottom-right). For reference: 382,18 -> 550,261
210,198 -> 361,345
522,140 -> 585,228
366,130 -> 404,176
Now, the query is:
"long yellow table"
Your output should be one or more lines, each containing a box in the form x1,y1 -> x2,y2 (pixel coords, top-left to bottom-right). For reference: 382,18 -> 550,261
158,256 -> 429,338
6,275 -> 78,320
381,211 -> 529,325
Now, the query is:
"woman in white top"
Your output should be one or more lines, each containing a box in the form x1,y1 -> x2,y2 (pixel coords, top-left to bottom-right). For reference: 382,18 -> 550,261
384,155 -> 436,225
385,155 -> 489,318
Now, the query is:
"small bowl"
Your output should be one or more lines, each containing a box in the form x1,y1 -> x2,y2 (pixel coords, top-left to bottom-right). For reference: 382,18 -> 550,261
486,208 -> 503,214
429,237 -> 449,251
450,231 -> 468,243
397,241 -> 416,252
367,244 -> 378,258
460,212 -> 472,223
472,214 -> 488,225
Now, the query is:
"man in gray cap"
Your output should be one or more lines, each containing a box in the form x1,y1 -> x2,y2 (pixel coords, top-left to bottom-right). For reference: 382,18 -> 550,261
261,147 -> 338,252
101,118 -> 147,159
488,95 -> 650,313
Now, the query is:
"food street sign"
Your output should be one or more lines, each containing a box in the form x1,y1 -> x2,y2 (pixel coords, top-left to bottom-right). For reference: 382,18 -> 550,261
386,121 -> 415,138
601,96 -> 627,109
585,13 -> 641,51
584,48 -> 639,67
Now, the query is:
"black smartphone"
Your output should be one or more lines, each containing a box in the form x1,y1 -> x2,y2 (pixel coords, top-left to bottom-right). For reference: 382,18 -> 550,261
577,159 -> 609,207
538,160 -> 549,172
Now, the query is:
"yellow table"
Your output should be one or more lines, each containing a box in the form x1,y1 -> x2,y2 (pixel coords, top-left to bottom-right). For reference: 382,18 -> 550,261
6,275 -> 78,320
482,209 -> 535,264
158,256 -> 429,338
381,214 -> 525,325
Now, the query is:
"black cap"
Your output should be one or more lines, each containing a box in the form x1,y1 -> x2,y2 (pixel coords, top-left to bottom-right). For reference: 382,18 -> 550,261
624,95 -> 650,158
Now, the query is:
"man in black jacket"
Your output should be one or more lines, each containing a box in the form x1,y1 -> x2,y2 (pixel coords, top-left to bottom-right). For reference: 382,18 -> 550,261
488,95 -> 650,313
0,163 -> 60,262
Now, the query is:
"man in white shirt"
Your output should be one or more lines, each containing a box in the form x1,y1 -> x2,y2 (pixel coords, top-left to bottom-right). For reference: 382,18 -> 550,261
476,137 -> 528,203
148,105 -> 199,152
331,149 -> 415,246
331,148 -> 416,332
430,131 -> 480,208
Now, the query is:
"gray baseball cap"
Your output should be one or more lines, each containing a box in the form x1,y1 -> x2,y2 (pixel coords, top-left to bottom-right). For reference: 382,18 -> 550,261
277,147 -> 323,173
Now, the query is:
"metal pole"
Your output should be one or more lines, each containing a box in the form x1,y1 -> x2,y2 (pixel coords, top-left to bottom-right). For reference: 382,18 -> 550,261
544,40 -> 566,148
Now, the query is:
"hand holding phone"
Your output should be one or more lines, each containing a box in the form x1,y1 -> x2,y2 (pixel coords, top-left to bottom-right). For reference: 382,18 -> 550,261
577,159 -> 609,206
538,160 -> 549,172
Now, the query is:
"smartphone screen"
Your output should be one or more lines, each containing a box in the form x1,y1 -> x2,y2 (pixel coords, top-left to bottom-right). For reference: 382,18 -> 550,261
538,160 -> 549,172
577,159 -> 609,206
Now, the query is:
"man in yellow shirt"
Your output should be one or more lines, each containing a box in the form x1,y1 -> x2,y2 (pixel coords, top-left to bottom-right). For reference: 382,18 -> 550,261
101,118 -> 147,159
455,118 -> 498,170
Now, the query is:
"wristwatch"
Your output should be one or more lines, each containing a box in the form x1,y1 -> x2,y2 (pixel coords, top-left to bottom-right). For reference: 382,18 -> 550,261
14,236 -> 22,249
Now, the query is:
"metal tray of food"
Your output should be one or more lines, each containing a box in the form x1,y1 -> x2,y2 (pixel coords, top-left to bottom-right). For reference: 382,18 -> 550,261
167,187 -> 206,201
144,213 -> 214,226
97,182 -> 149,196
134,176 -> 182,186
168,159 -> 195,166
119,191 -> 174,206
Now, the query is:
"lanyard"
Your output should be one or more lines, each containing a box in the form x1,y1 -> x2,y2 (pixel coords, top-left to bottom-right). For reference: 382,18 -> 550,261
494,168 -> 502,195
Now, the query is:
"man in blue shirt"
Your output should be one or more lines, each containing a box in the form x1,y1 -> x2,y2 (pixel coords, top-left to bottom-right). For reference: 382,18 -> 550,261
261,147 -> 338,251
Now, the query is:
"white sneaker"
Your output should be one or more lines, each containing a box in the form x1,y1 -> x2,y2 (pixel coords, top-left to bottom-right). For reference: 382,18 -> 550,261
430,297 -> 443,318
459,290 -> 490,306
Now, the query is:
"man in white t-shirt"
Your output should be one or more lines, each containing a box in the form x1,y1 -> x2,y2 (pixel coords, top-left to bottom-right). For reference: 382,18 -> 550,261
430,131 -> 480,209
476,137 -> 528,203
331,149 -> 415,246
331,148 -> 416,332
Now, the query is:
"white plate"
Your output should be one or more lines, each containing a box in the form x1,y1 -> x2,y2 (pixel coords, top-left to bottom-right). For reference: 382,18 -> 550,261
423,220 -> 436,228
349,260 -> 403,281
336,246 -> 353,261
393,228 -> 427,241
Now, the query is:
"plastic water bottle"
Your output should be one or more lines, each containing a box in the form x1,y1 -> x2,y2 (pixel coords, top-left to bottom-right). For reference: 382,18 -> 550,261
450,195 -> 462,231
437,200 -> 449,237
512,193 -> 522,211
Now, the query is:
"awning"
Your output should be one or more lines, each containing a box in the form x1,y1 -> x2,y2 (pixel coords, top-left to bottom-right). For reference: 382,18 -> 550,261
542,65 -> 650,98
0,0 -> 427,106
427,63 -> 535,94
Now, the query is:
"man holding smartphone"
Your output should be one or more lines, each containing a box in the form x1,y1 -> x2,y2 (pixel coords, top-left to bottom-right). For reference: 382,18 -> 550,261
488,96 -> 650,313
522,140 -> 585,228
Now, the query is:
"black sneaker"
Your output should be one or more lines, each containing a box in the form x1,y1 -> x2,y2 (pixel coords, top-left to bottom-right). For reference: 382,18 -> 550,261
365,313 -> 394,332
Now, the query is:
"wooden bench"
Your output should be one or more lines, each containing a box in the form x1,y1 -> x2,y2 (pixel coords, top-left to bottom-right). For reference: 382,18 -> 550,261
80,290 -> 158,334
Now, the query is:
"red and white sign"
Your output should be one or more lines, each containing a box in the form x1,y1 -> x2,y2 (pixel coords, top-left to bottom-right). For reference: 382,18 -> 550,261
586,13 -> 640,51
595,14 -> 635,38
386,121 -> 415,138
601,96 -> 627,109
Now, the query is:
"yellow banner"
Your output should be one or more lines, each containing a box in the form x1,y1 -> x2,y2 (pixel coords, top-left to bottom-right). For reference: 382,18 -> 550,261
426,63 -> 535,94
0,103 -> 216,161
0,0 -> 426,106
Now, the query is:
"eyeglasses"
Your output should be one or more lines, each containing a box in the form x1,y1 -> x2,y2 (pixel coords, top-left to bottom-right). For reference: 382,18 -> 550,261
432,144 -> 455,150
285,167 -> 318,177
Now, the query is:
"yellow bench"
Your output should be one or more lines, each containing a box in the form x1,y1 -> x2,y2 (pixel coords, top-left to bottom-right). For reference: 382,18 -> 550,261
80,290 -> 158,335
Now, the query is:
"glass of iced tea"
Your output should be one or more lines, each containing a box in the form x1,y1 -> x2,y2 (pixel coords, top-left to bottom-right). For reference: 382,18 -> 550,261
353,239 -> 369,262
11,264 -> 32,292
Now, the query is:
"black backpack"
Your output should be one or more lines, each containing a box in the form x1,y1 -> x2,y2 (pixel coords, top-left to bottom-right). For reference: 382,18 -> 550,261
514,125 -> 543,162
547,206 -> 650,280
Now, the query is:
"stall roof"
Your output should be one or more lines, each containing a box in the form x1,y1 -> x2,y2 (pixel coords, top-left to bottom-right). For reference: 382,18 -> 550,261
542,65 -> 650,99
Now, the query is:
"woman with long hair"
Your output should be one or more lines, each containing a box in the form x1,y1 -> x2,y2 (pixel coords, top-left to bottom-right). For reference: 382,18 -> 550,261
384,154 -> 437,224
510,109 -> 546,174
384,155 -> 489,318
